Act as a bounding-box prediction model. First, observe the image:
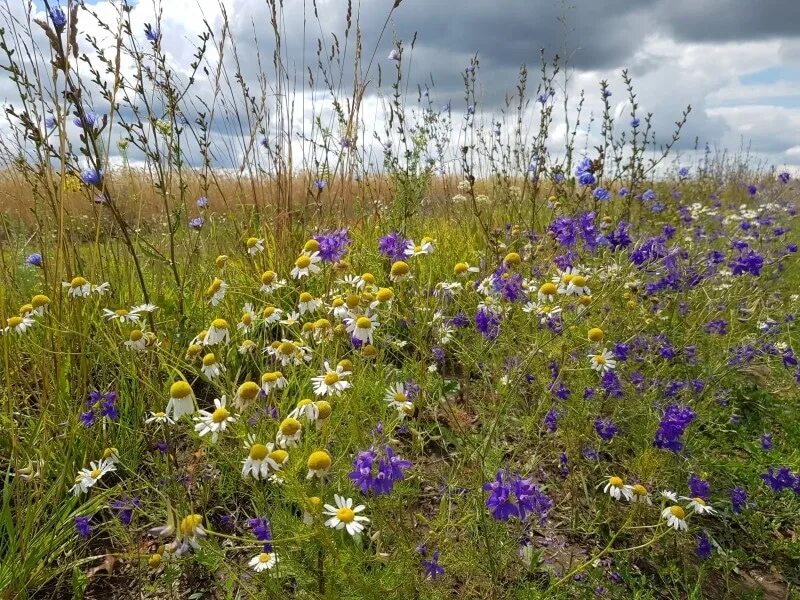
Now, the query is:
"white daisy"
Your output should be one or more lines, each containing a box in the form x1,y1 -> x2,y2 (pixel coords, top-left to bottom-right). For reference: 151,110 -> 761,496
275,417 -> 303,448
246,237 -> 265,256
311,361 -> 351,397
345,314 -> 378,345
588,349 -> 616,373
201,353 -> 225,379
206,278 -> 228,306
323,494 -> 369,536
194,396 -> 235,443
3,315 -> 35,334
91,282 -> 111,296
70,459 -> 116,496
124,329 -> 148,351
385,382 -> 415,418
661,505 -> 688,531
602,476 -> 633,501
537,282 -> 558,303
249,551 -> 278,572
290,252 -> 322,279
565,274 -> 591,297
101,308 -> 143,324
165,381 -> 195,421
454,262 -> 479,276
298,292 -> 322,315
628,483 -> 652,505
145,411 -> 174,426
205,318 -> 230,345
259,270 -> 286,294
260,370 -> 287,395
404,239 -> 434,257
279,311 -> 301,327
306,450 -> 332,479
63,276 -> 91,298
237,303 -> 257,334
683,497 -> 716,515
242,439 -> 288,480
661,490 -> 679,502
261,306 -> 283,325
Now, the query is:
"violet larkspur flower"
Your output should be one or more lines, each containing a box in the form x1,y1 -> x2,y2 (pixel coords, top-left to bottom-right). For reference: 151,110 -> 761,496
778,171 -> 790,184
144,23 -> 160,43
483,470 -> 552,524
543,408 -> 560,433
730,486 -> 748,514
695,532 -> 712,560
593,187 -> 611,201
249,516 -> 273,544
475,306 -> 501,340
378,231 -> 409,261
313,229 -> 351,263
760,433 -> 773,451
688,473 -> 710,500
74,515 -> 92,538
349,445 -> 412,496
730,250 -> 764,276
653,404 -> 696,452
760,466 -> 797,493
26,253 -> 43,267
594,418 -> 618,442
111,496 -> 141,525
79,169 -> 103,187
420,549 -> 445,580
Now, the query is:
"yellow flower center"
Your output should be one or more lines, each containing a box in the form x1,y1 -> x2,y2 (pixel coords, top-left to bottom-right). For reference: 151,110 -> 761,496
421,236 -> 434,245
391,261 -> 410,276
346,294 -> 360,309
262,371 -> 281,383
454,262 -> 468,274
572,275 -> 587,287
71,276 -> 87,288
332,297 -> 344,307
362,344 -> 378,358
148,553 -> 162,568
315,400 -> 332,419
115,309 -> 129,317
609,476 -> 623,488
361,273 -> 375,284
246,237 -> 259,248
304,239 -> 320,252
261,270 -> 275,284
669,506 -> 686,519
362,292 -> 375,303
153,411 -> 166,418
323,372 -> 339,386
7,316 -> 23,327
278,341 -> 296,355
336,507 -> 355,523
562,273 -> 574,284
338,359 -> 353,371
211,318 -> 228,330
632,484 -> 648,496
179,514 -> 203,536
280,418 -> 301,435
202,353 -> 217,366
186,343 -> 202,356
307,450 -> 332,471
238,382 -> 260,400
414,245 -> 423,253
314,319 -> 331,329
692,497 -> 706,506
269,449 -> 289,464
263,306 -> 275,317
504,252 -> 521,266
211,406 -> 229,423
588,327 -> 604,342
594,354 -> 606,365
127,329 -> 143,342
215,255 -> 228,268
19,306 -> 32,319
580,295 -> 593,306
376,288 -> 393,302
206,278 -> 222,295
302,322 -> 314,333
90,468 -> 102,479
393,392 -> 407,403
258,552 -> 272,564
170,381 -> 192,399
31,294 -> 51,307
299,292 -> 313,303
356,316 -> 372,329
249,443 -> 269,460
540,282 -> 557,295
295,255 -> 311,269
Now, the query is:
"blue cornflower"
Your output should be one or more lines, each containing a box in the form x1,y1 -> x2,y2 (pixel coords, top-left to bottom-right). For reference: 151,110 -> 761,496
778,171 -> 790,184
618,187 -> 629,197
189,216 -> 205,230
196,196 -> 209,208
747,184 -> 757,196
26,253 -> 43,267
593,187 -> 611,201
79,169 -> 103,187
641,188 -> 655,201
313,228 -> 351,263
761,466 -> 797,493
144,23 -> 160,43
378,231 -> 408,261
630,117 -> 640,128
49,6 -> 67,31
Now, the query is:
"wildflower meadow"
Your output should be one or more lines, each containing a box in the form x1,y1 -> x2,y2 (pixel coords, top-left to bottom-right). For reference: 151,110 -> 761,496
0,1 -> 798,599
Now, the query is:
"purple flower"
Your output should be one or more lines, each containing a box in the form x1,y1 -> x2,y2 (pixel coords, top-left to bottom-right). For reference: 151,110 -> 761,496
641,189 -> 655,201
420,550 -> 445,580
593,187 -> 611,201
196,196 -> 209,208
44,115 -> 57,129
654,404 -> 696,452
574,157 -> 596,187
688,473 -> 710,500
678,167 -> 690,179
630,117 -> 641,128
26,253 -> 43,267
49,6 -> 67,30
313,229 -> 351,263
747,184 -> 757,196
492,265 -> 526,302
111,496 -> 141,525
74,515 -> 92,538
618,187 -> 629,197
378,231 -> 408,261
761,466 -> 797,493
314,179 -> 326,190
483,470 -> 552,523
778,171 -> 790,184
695,532 -> 712,560
593,418 -> 618,442
79,169 -> 103,187
349,445 -> 411,496
475,307 -> 501,340
543,408 -> 560,433
730,487 -> 748,514
189,216 -> 205,230
760,433 -> 773,451
144,23 -> 160,42
73,112 -> 99,130
79,410 -> 95,428
249,517 -> 273,549
730,250 -> 764,276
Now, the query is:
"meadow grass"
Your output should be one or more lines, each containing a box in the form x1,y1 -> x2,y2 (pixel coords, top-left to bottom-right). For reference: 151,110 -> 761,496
0,2 -> 799,599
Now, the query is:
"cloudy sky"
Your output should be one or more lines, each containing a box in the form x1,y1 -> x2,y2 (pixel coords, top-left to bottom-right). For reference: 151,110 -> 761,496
15,0 -> 800,173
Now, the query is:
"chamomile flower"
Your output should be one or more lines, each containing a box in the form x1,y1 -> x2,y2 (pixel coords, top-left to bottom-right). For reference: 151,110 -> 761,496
454,261 -> 480,276
346,314 -> 378,345
289,398 -> 318,421
537,282 -> 558,303
201,353 -> 225,379
260,370 -> 287,395
291,252 -> 322,279
330,297 -> 351,320
279,311 -> 301,327
385,382 -> 415,418
70,459 -> 116,496
194,396 -> 235,443
145,411 -> 174,426
602,476 -> 633,501
661,505 -> 688,531
31,294 -> 51,316
311,361 -> 351,397
237,303 -> 257,333
276,417 -> 303,448
587,327 -> 604,344
238,339 -> 257,354
175,513 -> 206,553
259,270 -> 286,293
306,450 -> 332,479
303,496 -> 323,524
235,381 -> 261,406
124,329 -> 148,351
64,276 -> 91,298
246,237 -> 265,256
661,490 -> 679,503
565,274 -> 591,296
242,438 -> 288,480
205,278 -> 228,306
313,400 -> 332,429
270,339 -> 311,366
249,551 -> 278,572
3,316 -> 35,334
165,381 -> 195,421
683,497 -> 716,515
102,308 -> 143,324
628,483 -> 652,504
404,238 -> 434,257
298,292 -> 322,315
370,287 -> 394,310
522,302 -> 561,324
589,349 -> 616,373
389,261 -> 411,282
205,318 -> 230,345
91,282 -> 111,296
323,494 -> 369,536
261,305 -> 283,325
